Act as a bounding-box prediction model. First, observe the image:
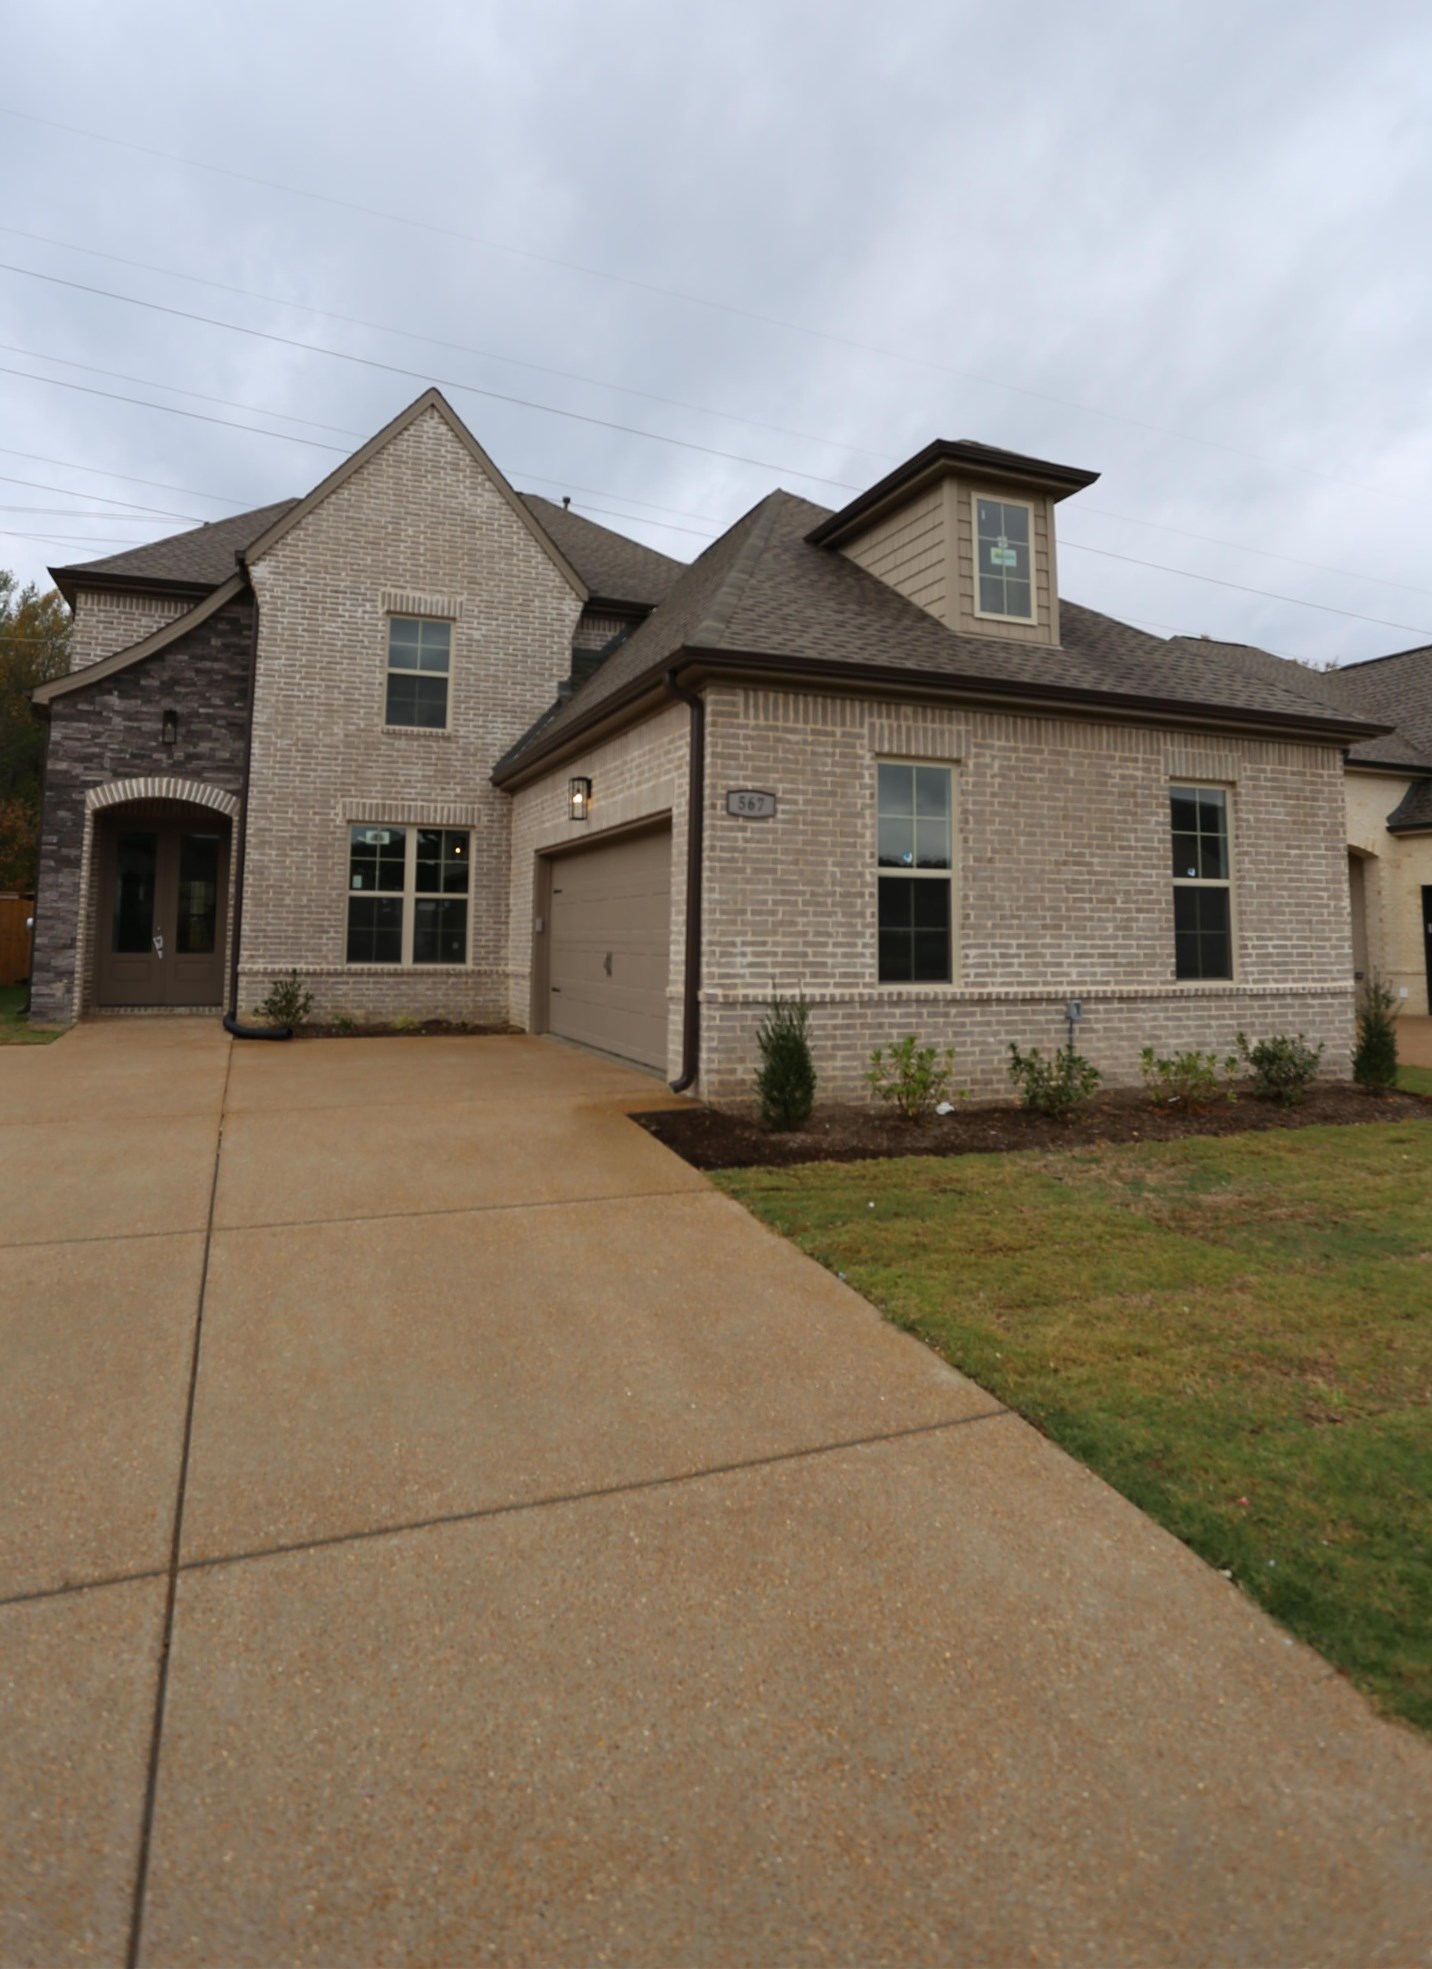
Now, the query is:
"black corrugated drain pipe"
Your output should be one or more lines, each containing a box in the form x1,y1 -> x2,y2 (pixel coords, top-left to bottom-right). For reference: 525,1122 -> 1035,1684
667,666 -> 704,1093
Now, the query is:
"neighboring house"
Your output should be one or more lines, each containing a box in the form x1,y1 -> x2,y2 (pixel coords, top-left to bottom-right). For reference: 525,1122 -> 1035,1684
30,388 -> 1389,1100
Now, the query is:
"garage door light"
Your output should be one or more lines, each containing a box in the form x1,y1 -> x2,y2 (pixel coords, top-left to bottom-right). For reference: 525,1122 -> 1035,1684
568,777 -> 592,822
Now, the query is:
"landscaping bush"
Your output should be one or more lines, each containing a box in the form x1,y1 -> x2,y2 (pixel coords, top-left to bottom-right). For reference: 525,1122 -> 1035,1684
256,971 -> 313,1027
755,994 -> 817,1130
1353,975 -> 1400,1092
1008,1040 -> 1101,1119
865,1034 -> 958,1123
1235,1030 -> 1324,1106
1140,1045 -> 1238,1111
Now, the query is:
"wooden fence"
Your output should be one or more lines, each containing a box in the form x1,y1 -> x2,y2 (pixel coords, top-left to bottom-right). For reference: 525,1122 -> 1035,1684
0,895 -> 34,987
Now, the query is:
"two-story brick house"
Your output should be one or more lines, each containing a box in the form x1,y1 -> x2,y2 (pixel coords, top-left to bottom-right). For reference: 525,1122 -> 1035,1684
31,388 -> 1388,1100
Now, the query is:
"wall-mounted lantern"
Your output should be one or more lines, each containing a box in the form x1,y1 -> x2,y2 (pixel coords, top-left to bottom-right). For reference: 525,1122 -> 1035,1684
161,707 -> 179,748
568,776 -> 592,822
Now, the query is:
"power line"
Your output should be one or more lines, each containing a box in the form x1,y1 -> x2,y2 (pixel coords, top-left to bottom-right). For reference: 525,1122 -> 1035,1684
0,440 -> 718,531
0,338 -> 368,440
0,102 -> 1412,505
0,261 -> 866,494
0,360 -> 353,451
0,445 -> 251,506
1081,502 -> 1432,607
0,223 -> 890,466
0,472 -> 202,521
2,332 -> 1420,639
0,505 -> 188,520
1060,537 -> 1432,637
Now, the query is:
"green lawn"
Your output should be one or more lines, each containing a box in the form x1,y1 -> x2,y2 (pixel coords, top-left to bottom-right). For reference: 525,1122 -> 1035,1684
717,1122 -> 1432,1733
0,982 -> 62,1044
1398,1063 -> 1432,1096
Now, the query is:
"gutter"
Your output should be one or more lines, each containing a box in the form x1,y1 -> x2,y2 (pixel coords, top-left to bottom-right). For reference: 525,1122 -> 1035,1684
493,644 -> 1390,791
666,666 -> 704,1094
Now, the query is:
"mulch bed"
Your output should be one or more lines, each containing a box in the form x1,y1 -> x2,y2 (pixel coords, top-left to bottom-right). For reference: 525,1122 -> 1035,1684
633,1082 -> 1432,1171
297,1020 -> 513,1040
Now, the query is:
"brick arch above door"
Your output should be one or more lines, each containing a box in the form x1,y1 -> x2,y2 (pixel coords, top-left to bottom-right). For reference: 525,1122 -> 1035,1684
86,777 -> 241,821
76,780 -> 241,1015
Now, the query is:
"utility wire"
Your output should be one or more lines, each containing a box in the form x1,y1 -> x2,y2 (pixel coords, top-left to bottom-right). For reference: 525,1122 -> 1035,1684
0,223 -> 890,465
1059,537 -> 1432,637
2,320 -> 1421,634
0,261 -> 866,493
0,102 -> 1406,504
0,476 -> 200,520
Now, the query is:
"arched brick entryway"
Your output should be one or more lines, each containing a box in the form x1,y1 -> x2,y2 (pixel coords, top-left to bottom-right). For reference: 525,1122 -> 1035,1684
78,780 -> 241,1013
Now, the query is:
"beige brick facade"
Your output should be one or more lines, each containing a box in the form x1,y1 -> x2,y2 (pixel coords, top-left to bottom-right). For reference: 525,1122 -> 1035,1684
69,589 -> 191,669
504,682 -> 1355,1103
239,403 -> 583,1023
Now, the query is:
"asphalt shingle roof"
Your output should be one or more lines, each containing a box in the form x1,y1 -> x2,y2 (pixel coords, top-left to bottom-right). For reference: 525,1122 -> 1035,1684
1312,645 -> 1432,771
519,495 -> 683,608
51,500 -> 300,595
508,491 -> 1386,771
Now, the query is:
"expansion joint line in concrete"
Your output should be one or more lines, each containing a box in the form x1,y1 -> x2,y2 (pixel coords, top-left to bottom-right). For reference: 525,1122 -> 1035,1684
124,1045 -> 233,1969
177,1406 -> 1013,1580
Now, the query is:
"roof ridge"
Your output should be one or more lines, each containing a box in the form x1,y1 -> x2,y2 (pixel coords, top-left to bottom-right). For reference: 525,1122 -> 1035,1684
688,494 -> 787,648
1338,642 -> 1432,672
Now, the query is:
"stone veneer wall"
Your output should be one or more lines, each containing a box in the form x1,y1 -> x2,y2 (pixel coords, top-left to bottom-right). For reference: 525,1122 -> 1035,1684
694,685 -> 1355,1103
506,701 -> 690,1078
69,589 -> 193,669
239,403 -> 583,1024
30,598 -> 254,1022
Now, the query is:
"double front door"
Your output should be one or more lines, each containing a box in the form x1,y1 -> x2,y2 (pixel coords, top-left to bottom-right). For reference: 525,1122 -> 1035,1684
95,809 -> 230,1007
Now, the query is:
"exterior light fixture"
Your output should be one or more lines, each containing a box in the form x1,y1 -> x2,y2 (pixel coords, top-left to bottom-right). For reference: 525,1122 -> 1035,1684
568,776 -> 592,822
161,708 -> 179,748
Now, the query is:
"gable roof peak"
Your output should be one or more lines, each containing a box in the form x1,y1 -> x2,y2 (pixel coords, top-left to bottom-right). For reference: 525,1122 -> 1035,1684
240,388 -> 588,601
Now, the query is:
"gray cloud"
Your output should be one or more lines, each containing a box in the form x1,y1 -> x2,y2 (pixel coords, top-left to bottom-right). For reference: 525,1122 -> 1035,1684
3,0 -> 1430,663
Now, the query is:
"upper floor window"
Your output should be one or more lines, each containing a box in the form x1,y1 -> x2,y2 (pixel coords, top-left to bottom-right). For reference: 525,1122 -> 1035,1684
877,761 -> 952,982
975,497 -> 1034,622
386,617 -> 451,729
1171,786 -> 1233,980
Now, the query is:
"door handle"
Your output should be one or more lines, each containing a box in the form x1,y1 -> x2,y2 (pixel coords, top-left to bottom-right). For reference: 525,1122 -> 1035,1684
153,934 -> 164,959
603,951 -> 613,976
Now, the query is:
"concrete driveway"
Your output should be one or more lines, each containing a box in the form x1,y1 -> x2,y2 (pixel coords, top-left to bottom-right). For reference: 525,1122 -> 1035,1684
2,1022 -> 1430,1967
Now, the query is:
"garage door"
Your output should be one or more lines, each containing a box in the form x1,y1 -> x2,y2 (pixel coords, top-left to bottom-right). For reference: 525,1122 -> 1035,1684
547,826 -> 672,1070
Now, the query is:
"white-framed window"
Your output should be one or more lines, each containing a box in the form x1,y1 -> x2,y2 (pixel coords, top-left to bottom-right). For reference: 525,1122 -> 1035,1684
346,825 -> 470,965
974,494 -> 1035,622
1170,785 -> 1233,980
876,761 -> 953,983
385,617 -> 451,729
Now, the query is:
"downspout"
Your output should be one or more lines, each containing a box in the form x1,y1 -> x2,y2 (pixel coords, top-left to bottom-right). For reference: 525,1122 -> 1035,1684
666,666 -> 704,1093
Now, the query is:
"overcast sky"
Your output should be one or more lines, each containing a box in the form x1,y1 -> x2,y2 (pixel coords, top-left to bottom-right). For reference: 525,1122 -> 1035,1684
3,0 -> 1430,665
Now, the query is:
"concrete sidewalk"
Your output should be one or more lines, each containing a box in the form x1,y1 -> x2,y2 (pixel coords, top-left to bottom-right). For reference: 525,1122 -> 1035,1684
2,1023 -> 1430,1966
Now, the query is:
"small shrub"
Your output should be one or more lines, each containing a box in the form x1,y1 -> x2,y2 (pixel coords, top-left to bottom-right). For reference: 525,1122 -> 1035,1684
755,994 -> 816,1130
1353,976 -> 1399,1092
256,971 -> 312,1027
866,1035 -> 959,1123
330,1013 -> 358,1036
1140,1046 -> 1238,1111
1235,1030 -> 1324,1106
390,1013 -> 419,1033
1008,1040 -> 1102,1119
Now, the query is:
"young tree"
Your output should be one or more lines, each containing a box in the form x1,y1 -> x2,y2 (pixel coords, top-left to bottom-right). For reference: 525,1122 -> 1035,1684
0,572 -> 70,889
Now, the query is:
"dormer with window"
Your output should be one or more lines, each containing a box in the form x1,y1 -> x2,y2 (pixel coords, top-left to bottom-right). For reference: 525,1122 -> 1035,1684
807,439 -> 1098,647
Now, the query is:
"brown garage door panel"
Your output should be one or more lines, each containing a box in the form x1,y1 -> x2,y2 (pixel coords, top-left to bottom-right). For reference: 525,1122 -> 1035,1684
548,830 -> 672,1071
